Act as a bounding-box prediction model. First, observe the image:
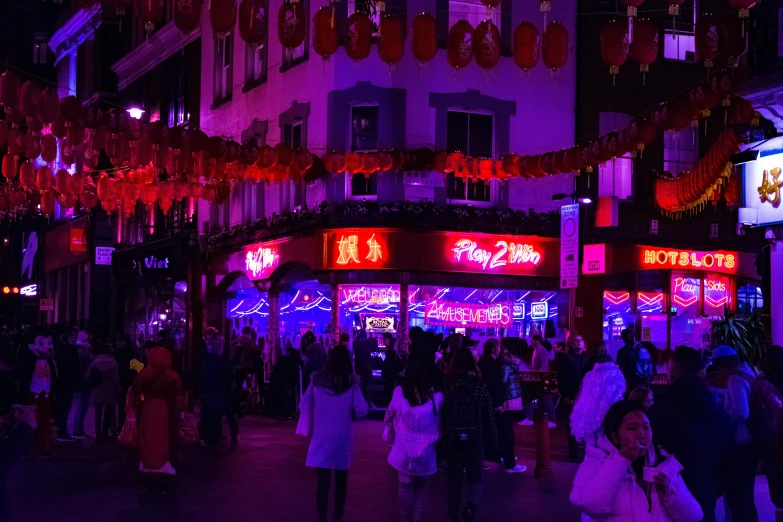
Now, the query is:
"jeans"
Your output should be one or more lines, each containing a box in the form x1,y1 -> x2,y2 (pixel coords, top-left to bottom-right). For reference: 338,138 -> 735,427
398,472 -> 428,522
724,444 -> 760,522
316,468 -> 348,522
445,442 -> 483,520
498,412 -> 516,469
93,403 -> 116,439
55,390 -> 74,438
73,389 -> 92,436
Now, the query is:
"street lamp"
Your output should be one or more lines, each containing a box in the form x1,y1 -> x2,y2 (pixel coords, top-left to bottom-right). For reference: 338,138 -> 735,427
552,192 -> 593,204
127,107 -> 145,120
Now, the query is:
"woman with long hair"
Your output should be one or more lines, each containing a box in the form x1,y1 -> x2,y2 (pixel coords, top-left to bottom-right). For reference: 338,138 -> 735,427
441,348 -> 498,522
133,347 -> 182,493
570,400 -> 702,522
296,346 -> 369,522
384,361 -> 443,522
584,340 -> 614,374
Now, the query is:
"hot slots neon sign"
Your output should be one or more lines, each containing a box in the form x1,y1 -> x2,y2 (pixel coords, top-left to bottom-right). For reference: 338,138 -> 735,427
642,249 -> 736,271
451,239 -> 542,270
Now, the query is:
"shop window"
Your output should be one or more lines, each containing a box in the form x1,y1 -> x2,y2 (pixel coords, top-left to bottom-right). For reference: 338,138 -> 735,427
664,0 -> 696,62
446,110 -> 493,203
214,34 -> 234,105
448,0 -> 500,34
603,290 -> 634,359
167,53 -> 188,127
598,112 -> 634,200
281,0 -> 309,70
704,273 -> 732,318
737,282 -> 763,314
663,127 -> 698,175
670,272 -> 710,349
350,105 -> 379,197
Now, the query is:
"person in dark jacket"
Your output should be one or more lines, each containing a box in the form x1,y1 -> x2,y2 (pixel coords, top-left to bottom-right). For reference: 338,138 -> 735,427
497,340 -> 526,474
53,329 -> 81,442
583,340 -> 613,374
302,332 -> 326,393
113,333 -> 137,430
266,346 -> 303,418
353,330 -> 376,403
198,331 -> 238,446
648,346 -> 733,522
1,405 -> 35,522
477,339 -> 512,470
380,333 -> 405,405
558,332 -> 587,460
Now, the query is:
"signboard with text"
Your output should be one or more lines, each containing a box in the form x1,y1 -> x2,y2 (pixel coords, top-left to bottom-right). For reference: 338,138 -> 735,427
425,300 -> 513,328
743,152 -> 783,226
39,298 -> 54,311
560,204 -> 580,289
95,246 -> 115,266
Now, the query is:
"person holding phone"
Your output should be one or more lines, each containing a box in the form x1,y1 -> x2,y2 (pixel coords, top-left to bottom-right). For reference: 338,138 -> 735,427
570,400 -> 703,522
1,405 -> 36,522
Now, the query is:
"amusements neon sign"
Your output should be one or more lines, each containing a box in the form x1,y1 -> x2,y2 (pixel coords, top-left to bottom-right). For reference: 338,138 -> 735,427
451,239 -> 542,270
425,299 -> 513,328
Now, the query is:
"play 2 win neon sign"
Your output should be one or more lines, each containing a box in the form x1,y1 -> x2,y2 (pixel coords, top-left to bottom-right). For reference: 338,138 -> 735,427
451,239 -> 542,270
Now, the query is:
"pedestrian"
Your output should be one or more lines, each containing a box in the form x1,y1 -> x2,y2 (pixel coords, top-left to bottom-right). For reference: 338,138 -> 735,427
570,400 -> 703,522
441,348 -> 498,522
0,405 -> 36,522
302,331 -> 326,393
648,346 -> 733,522
628,387 -> 654,410
53,328 -> 81,442
584,340 -> 614,374
705,345 -> 760,522
114,333 -> 137,430
763,345 -> 783,519
198,329 -> 238,446
133,347 -> 182,493
559,332 -> 589,459
498,340 -> 527,473
570,361 -> 626,447
616,328 -> 656,392
231,326 -> 259,418
86,343 -> 121,441
72,331 -> 94,440
531,334 -> 554,371
296,346 -> 369,522
381,332 -> 405,405
384,361 -> 443,522
17,327 -> 56,456
352,330 -> 375,404
266,345 -> 302,419
520,336 -> 558,428
476,339 -> 504,466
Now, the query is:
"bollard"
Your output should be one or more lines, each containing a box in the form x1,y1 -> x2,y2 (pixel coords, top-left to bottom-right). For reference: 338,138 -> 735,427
534,410 -> 554,478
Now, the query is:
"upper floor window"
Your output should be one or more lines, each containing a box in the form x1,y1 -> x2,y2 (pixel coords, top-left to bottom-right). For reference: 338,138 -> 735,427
664,0 -> 696,62
214,34 -> 234,105
282,121 -> 303,150
282,0 -> 309,69
350,105 -> 379,197
598,112 -> 633,200
244,1 -> 268,87
448,0 -> 500,34
446,110 -> 492,202
663,127 -> 698,175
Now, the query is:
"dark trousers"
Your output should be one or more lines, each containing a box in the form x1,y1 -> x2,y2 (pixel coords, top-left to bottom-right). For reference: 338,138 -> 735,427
93,403 -> 116,439
445,442 -> 484,520
316,468 -> 348,522
198,402 -> 238,445
55,390 -> 73,438
233,369 -> 252,417
498,411 -> 516,469
72,389 -> 91,436
357,367 -> 373,404
724,443 -> 760,522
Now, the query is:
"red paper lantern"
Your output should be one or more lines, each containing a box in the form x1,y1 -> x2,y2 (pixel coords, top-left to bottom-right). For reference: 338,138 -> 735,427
666,96 -> 696,130
667,0 -> 685,16
412,13 -> 437,63
19,82 -> 41,117
257,145 -> 277,169
474,21 -> 501,70
313,6 -> 338,59
0,71 -> 20,107
630,18 -> 658,75
174,0 -> 202,34
448,21 -> 474,69
19,161 -> 34,188
55,169 -> 70,194
6,128 -> 23,156
325,151 -> 347,173
2,155 -> 16,181
728,0 -> 757,18
211,0 -> 237,38
600,20 -> 629,79
274,143 -> 293,166
346,12 -> 372,61
542,22 -> 568,72
622,0 -> 644,17
60,139 -> 77,166
513,22 -> 539,72
36,166 -> 52,191
71,171 -> 86,195
136,0 -> 165,32
23,133 -> 41,159
239,0 -> 267,44
40,191 -> 55,216
59,95 -> 83,123
480,0 -> 501,8
345,152 -> 362,174
719,14 -> 744,67
278,1 -> 306,49
80,191 -> 99,211
38,88 -> 59,125
695,13 -> 719,68
379,17 -> 405,66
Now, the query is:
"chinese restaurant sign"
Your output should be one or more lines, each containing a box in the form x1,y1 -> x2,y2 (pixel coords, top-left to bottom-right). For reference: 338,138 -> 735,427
425,300 -> 513,328
743,152 -> 783,226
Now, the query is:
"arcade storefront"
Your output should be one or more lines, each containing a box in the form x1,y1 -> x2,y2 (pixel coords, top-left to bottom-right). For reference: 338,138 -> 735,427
584,244 -> 762,358
208,228 -> 568,367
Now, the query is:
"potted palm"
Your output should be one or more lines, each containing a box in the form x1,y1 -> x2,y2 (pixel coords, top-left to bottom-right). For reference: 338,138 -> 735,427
710,305 -> 768,368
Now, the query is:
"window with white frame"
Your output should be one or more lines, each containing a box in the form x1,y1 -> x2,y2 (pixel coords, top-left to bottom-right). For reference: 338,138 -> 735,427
598,112 -> 634,200
446,110 -> 493,202
448,0 -> 500,34
664,0 -> 696,62
663,127 -> 698,175
282,0 -> 309,68
350,105 -> 379,197
245,42 -> 267,85
214,34 -> 233,104
282,121 -> 305,207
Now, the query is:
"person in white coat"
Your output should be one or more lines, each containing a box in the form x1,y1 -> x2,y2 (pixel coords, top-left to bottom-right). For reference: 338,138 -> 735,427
570,400 -> 703,522
384,361 -> 444,522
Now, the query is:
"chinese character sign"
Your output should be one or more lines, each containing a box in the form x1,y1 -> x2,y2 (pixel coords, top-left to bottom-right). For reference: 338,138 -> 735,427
758,167 -> 783,208
332,231 -> 388,268
743,153 -> 783,226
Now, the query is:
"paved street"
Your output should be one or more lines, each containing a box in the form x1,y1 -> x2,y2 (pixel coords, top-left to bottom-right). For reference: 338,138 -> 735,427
6,414 -> 777,522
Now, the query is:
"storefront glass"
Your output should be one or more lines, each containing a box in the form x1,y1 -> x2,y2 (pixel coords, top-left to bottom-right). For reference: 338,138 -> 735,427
124,279 -> 187,351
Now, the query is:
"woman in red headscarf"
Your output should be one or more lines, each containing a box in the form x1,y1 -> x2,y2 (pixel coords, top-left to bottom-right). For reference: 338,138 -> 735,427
133,346 -> 182,491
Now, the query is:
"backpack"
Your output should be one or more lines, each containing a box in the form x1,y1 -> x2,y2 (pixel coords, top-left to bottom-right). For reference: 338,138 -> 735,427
443,380 -> 480,444
631,343 -> 655,385
735,372 -> 783,448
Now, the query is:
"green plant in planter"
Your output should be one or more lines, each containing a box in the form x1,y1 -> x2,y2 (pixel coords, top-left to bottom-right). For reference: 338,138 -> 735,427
710,306 -> 768,368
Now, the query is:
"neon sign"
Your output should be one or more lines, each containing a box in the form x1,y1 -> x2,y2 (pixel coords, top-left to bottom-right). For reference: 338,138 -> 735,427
336,234 -> 385,266
704,273 -> 731,310
246,246 -> 280,278
642,249 -> 736,271
341,286 -> 413,306
604,291 -> 630,306
673,277 -> 700,308
20,284 -> 37,297
425,299 -> 512,328
364,316 -> 396,332
638,292 -> 663,307
530,301 -> 549,320
451,239 -> 542,270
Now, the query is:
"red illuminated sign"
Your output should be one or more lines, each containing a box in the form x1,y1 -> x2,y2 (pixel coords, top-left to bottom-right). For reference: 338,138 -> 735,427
638,292 -> 663,307
642,248 -> 737,272
672,276 -> 700,308
705,273 -> 731,310
425,299 -> 513,328
246,246 -> 280,278
341,286 -> 415,306
451,238 -> 542,270
335,232 -> 386,267
69,228 -> 87,253
604,291 -> 630,306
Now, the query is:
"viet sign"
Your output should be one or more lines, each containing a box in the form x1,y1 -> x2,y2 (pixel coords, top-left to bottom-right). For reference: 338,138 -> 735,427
425,300 -> 513,328
560,204 -> 580,289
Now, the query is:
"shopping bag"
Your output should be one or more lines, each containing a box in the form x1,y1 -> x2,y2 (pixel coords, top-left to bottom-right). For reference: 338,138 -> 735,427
118,390 -> 139,449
